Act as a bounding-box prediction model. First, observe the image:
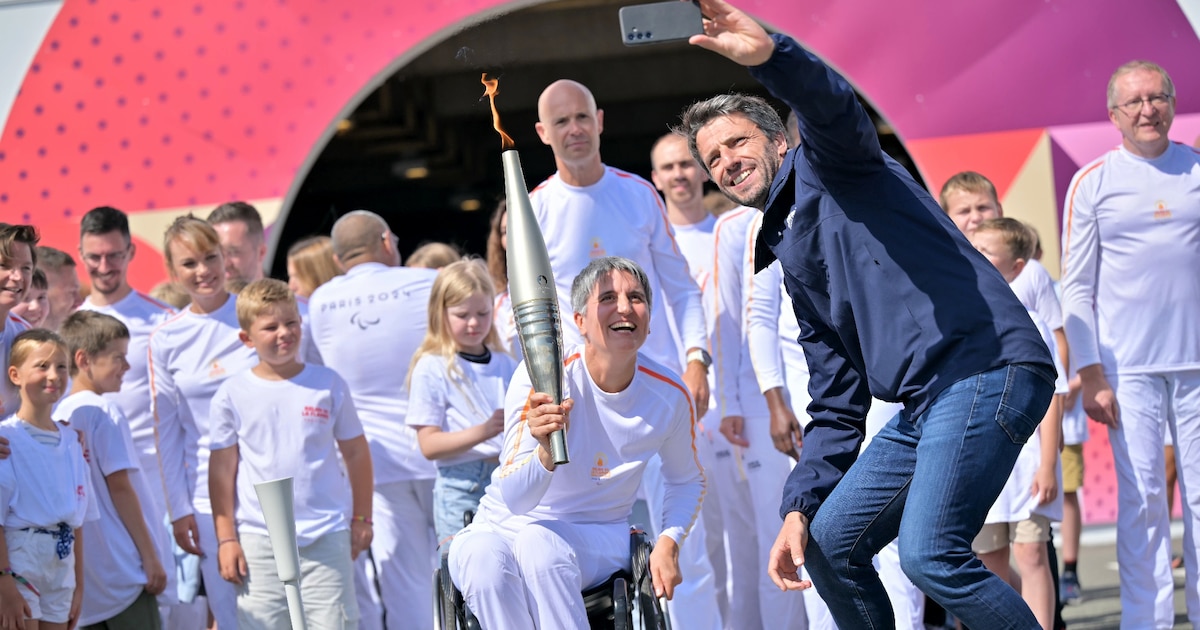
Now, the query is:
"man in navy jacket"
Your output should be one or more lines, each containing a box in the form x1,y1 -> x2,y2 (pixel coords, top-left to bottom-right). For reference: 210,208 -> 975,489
677,1 -> 1056,627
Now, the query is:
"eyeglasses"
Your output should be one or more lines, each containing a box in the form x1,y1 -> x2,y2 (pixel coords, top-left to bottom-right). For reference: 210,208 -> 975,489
81,249 -> 130,266
1112,93 -> 1173,115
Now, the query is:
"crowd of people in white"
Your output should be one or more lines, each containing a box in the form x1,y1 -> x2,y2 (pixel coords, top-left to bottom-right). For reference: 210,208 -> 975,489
0,2 -> 1194,628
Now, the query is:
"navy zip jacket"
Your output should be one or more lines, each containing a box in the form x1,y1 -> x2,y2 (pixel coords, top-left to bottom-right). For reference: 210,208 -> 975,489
748,35 -> 1055,522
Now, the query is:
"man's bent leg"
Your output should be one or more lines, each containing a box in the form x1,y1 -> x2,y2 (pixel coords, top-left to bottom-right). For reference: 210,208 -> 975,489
449,524 -> 535,630
1108,373 -> 1175,629
899,363 -> 1052,629
806,410 -> 915,629
511,520 -> 627,630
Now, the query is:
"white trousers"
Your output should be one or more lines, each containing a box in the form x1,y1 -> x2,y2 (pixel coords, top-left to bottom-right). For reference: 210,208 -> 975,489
195,510 -> 239,630
354,479 -> 437,630
703,423 -> 763,629
1108,370 -> 1200,629
643,454 -> 724,630
695,418 -> 731,626
448,519 -> 628,629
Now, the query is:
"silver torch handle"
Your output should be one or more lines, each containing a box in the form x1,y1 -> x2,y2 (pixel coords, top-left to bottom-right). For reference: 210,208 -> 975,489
513,299 -> 568,464
254,477 -> 309,630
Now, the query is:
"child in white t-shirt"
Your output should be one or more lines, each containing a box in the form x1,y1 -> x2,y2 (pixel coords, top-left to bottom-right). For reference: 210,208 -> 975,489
208,279 -> 373,630
969,218 -> 1065,630
405,259 -> 517,542
0,329 -> 97,629
56,311 -> 169,629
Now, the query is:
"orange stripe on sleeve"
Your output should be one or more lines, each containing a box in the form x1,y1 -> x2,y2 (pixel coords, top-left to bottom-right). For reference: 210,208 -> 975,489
1060,157 -> 1107,268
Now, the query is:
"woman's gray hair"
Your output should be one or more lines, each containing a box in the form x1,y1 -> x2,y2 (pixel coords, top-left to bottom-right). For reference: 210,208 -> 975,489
570,256 -> 653,314
674,93 -> 787,174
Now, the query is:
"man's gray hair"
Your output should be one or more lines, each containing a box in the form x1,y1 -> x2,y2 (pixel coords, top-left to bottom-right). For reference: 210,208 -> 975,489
674,93 -> 787,174
570,256 -> 653,315
1107,60 -> 1175,108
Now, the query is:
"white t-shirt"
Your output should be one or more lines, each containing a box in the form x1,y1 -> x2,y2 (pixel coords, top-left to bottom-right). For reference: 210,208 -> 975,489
0,315 -> 31,417
79,291 -> 175,508
477,347 -> 705,544
209,365 -> 364,546
307,263 -> 438,484
984,312 -> 1069,524
1061,142 -> 1200,374
1010,259 -> 1063,332
529,167 -> 706,372
0,416 -> 96,530
405,352 -> 518,467
296,296 -> 324,366
148,295 -> 258,521
55,391 -> 174,624
711,207 -> 762,420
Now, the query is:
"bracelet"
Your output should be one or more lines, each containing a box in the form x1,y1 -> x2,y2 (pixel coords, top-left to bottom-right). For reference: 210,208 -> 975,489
218,538 -> 240,546
0,567 -> 11,578
352,515 -> 373,525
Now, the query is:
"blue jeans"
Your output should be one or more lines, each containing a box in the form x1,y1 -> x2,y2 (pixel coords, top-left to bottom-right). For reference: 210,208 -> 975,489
434,459 -> 499,543
805,363 -> 1054,630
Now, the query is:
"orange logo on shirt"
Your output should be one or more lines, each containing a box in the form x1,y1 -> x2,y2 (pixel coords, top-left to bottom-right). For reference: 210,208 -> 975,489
589,238 -> 606,259
590,452 -> 611,483
1153,200 -> 1172,220
207,360 -> 226,379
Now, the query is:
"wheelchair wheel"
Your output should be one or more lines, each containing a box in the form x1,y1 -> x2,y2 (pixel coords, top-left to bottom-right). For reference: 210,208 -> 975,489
630,530 -> 670,630
434,565 -> 458,630
611,577 -> 632,630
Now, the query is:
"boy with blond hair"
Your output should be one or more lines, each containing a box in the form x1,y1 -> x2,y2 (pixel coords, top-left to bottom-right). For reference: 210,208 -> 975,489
56,310 -> 170,629
968,217 -> 1067,629
208,278 -> 373,630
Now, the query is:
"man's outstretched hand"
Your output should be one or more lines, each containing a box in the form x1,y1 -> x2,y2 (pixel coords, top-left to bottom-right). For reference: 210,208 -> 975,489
767,511 -> 815,591
688,0 -> 775,67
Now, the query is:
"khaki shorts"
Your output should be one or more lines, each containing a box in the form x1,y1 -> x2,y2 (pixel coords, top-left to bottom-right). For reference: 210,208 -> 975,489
972,514 -> 1052,554
1061,443 -> 1084,493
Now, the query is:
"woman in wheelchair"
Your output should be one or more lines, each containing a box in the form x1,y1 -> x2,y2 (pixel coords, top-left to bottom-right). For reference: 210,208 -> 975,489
447,257 -> 705,629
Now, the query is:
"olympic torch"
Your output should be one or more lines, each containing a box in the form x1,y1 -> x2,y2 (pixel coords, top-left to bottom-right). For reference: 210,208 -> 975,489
254,477 -> 308,630
482,73 -> 568,465
503,150 -> 569,465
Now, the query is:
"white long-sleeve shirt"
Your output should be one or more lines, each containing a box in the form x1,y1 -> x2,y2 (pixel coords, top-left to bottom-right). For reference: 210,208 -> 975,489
711,207 -> 763,420
1061,142 -> 1200,374
307,262 -> 438,484
148,296 -> 258,521
477,347 -> 705,544
529,168 -> 706,372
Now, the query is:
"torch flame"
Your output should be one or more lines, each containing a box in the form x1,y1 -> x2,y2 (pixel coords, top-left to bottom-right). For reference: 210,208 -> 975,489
481,73 -> 516,150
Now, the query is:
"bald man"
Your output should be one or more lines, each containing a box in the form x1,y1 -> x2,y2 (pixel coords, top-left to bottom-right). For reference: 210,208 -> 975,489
530,82 -> 719,629
307,210 -> 437,630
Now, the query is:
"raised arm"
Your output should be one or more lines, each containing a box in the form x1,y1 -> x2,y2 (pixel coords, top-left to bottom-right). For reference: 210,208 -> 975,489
690,0 -> 883,171
494,368 -> 569,515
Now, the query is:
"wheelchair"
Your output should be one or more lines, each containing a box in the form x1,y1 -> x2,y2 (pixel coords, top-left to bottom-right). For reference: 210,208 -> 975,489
433,517 -> 671,630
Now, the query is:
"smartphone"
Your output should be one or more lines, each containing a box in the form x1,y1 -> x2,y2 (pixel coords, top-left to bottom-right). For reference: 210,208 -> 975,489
618,1 -> 703,47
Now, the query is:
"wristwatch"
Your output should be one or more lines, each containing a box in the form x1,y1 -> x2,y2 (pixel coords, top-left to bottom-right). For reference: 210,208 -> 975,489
686,348 -> 713,368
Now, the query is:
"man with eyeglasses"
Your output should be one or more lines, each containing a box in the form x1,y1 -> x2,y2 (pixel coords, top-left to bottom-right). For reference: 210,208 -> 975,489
76,206 -> 185,626
1061,60 -> 1200,628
